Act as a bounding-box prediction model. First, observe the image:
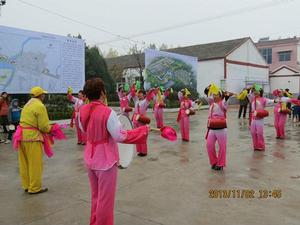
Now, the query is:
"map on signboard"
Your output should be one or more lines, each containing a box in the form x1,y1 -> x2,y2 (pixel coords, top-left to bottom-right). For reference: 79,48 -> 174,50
0,26 -> 85,93
144,49 -> 197,91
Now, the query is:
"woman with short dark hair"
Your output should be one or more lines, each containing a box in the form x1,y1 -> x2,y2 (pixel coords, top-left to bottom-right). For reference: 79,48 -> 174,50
79,78 -> 149,225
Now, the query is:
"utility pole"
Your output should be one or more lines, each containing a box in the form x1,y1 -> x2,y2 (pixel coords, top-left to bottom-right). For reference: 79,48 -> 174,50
0,0 -> 6,17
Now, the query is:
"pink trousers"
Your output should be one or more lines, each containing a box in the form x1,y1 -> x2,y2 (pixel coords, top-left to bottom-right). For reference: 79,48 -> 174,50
133,122 -> 148,154
154,107 -> 164,128
179,116 -> 190,141
250,119 -> 265,150
274,111 -> 287,138
88,165 -> 117,225
206,129 -> 227,167
75,117 -> 86,144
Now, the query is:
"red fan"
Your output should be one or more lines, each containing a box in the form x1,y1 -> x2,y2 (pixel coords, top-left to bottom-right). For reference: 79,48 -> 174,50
151,126 -> 177,141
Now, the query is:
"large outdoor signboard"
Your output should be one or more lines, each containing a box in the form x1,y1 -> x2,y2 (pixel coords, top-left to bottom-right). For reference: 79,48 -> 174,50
144,49 -> 197,91
0,25 -> 85,93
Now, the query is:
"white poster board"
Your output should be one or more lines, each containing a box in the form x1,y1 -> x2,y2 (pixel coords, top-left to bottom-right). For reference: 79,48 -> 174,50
0,26 -> 85,93
144,49 -> 198,91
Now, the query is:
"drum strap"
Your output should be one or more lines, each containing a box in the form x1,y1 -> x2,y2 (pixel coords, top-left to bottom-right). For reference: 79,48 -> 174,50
249,97 -> 258,125
279,98 -> 285,110
210,101 -> 226,119
85,105 -> 97,130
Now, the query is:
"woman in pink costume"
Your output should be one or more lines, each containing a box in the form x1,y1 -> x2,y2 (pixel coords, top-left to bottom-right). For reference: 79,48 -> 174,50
273,89 -> 300,139
204,86 -> 232,171
248,86 -> 274,151
177,89 -> 193,142
153,87 -> 170,128
68,89 -> 87,145
79,78 -> 149,225
117,85 -> 132,117
131,87 -> 154,157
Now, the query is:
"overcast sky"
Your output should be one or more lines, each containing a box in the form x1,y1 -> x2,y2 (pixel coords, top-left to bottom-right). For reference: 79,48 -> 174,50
0,0 -> 300,55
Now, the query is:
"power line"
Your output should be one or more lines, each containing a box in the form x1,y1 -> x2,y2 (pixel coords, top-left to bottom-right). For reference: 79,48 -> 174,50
16,0 -> 144,45
98,0 -> 295,45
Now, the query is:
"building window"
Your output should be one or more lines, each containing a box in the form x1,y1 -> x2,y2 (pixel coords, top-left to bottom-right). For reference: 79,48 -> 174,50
259,48 -> 272,64
220,80 -> 226,90
278,51 -> 291,62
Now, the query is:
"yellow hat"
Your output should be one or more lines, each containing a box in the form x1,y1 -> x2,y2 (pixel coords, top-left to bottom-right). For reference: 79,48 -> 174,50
184,88 -> 191,97
30,86 -> 48,97
208,83 -> 220,96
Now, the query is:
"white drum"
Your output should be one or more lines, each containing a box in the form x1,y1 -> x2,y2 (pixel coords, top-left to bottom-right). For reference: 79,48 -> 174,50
118,113 -> 135,168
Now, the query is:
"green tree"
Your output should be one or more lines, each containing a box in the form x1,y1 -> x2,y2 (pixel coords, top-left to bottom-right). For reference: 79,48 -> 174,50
159,43 -> 168,50
128,44 -> 145,89
85,45 -> 115,93
105,47 -> 119,58
109,64 -> 124,82
148,43 -> 157,50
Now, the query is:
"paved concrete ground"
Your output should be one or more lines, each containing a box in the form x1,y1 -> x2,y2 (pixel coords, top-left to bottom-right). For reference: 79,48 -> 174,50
0,107 -> 300,225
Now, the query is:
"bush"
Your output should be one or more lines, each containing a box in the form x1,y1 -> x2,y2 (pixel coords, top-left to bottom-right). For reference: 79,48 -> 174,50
108,101 -> 120,107
107,92 -> 119,102
9,94 -> 30,107
8,94 -> 74,120
44,94 -> 73,120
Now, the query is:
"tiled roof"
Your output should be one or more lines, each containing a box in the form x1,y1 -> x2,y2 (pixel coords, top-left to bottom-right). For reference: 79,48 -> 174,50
106,37 -> 250,68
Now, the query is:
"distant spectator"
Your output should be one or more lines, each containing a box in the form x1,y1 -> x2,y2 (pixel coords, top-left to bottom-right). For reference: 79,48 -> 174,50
284,88 -> 293,118
292,94 -> 300,122
237,88 -> 249,119
8,99 -> 22,140
0,92 -> 10,144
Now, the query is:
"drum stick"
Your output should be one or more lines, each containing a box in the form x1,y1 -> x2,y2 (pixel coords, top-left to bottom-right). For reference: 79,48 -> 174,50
150,128 -> 160,132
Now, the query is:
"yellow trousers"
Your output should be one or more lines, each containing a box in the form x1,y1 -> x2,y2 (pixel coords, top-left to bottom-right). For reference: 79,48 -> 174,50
18,142 -> 43,193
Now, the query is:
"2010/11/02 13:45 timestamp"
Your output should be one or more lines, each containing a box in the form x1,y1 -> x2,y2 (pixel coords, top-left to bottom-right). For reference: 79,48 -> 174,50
208,189 -> 282,199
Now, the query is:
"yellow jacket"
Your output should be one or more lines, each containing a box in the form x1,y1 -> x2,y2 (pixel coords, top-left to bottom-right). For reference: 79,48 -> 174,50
237,90 -> 248,100
285,92 -> 293,98
20,98 -> 51,142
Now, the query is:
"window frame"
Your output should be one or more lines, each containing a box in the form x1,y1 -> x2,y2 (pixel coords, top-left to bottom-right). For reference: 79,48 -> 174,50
278,51 -> 292,62
259,48 -> 272,64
